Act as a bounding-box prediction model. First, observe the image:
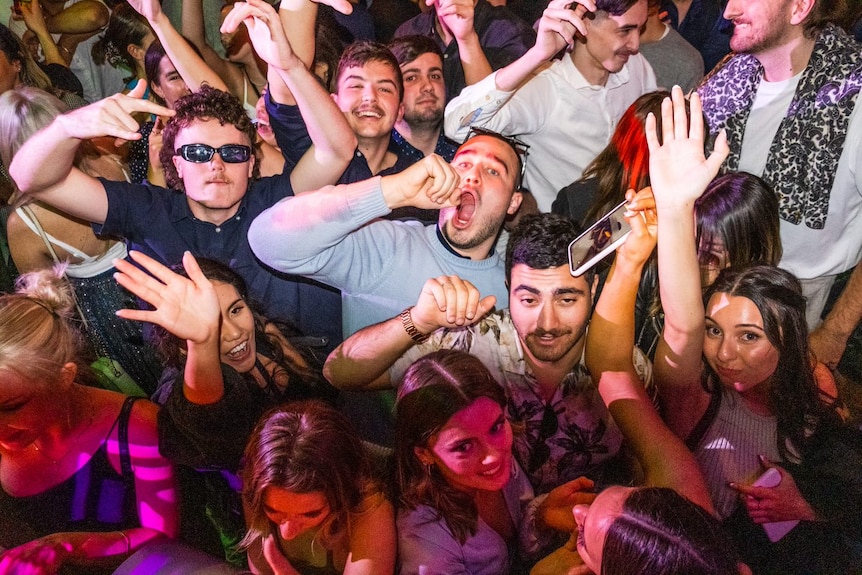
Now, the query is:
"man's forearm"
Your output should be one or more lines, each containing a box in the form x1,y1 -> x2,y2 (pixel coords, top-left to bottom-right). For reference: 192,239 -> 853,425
9,117 -> 79,196
248,176 -> 389,274
324,316 -> 412,390
811,264 -> 862,367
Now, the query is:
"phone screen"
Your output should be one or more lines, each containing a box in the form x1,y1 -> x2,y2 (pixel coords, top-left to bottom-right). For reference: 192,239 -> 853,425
568,200 -> 632,277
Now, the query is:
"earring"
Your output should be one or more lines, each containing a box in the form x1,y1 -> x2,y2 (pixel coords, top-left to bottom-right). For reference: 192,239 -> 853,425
424,462 -> 433,476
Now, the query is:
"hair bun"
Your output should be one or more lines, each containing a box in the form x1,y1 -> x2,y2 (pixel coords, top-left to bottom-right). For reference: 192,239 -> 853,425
14,264 -> 76,319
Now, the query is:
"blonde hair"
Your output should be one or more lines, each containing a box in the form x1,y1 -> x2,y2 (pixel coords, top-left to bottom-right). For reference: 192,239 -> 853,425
0,265 -> 85,385
0,87 -> 66,169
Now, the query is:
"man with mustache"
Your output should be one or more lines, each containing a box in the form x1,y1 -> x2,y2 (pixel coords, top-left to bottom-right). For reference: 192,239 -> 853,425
323,213 -> 652,502
444,0 -> 656,211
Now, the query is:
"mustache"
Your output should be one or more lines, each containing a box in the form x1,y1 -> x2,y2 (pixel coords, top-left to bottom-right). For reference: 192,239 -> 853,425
530,328 -> 572,338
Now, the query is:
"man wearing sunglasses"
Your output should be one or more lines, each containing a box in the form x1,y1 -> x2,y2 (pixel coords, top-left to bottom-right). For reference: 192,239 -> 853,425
9,11 -> 358,353
323,214 -> 651,528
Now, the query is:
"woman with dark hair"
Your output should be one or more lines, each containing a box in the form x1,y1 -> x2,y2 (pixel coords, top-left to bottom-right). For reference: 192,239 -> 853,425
395,349 -> 537,575
114,250 -> 333,471
240,400 -> 396,574
395,350 -> 595,574
91,3 -> 154,89
651,88 -> 861,574
114,250 -> 337,566
635,170 -> 785,358
694,172 -> 782,287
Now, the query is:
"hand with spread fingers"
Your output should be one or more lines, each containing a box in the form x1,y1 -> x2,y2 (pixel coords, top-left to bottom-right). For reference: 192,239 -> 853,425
113,250 -> 220,347
646,86 -> 728,211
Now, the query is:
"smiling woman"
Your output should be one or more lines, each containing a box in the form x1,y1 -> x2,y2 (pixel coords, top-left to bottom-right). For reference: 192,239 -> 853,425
113,251 -> 336,565
394,349 -> 535,575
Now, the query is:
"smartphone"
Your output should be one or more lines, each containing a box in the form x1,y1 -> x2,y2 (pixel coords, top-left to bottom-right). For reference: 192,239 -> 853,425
751,467 -> 800,542
568,200 -> 632,277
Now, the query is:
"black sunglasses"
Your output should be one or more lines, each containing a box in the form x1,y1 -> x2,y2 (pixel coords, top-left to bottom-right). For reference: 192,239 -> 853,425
464,126 -> 530,181
175,143 -> 252,164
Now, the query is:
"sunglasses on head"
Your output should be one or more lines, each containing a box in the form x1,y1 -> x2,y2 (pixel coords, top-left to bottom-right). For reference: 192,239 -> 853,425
175,143 -> 252,164
464,126 -> 530,181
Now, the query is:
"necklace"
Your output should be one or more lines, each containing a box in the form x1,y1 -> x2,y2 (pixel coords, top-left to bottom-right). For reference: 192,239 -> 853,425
31,391 -> 95,466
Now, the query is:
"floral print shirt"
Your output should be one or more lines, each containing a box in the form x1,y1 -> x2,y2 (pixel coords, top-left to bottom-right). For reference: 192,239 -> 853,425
391,309 -> 652,494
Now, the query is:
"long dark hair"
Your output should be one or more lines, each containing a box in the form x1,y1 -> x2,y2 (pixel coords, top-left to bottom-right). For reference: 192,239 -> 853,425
702,265 -> 842,460
602,487 -> 741,575
240,400 -> 379,549
395,349 -> 508,544
695,172 -> 782,272
152,258 -> 322,388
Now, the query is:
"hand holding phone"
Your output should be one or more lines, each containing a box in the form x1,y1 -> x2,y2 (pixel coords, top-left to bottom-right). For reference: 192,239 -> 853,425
568,200 -> 632,277
751,467 -> 800,542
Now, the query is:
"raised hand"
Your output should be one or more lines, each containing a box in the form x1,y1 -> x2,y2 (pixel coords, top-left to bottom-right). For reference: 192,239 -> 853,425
646,86 -> 728,210
220,0 -> 301,71
125,0 -> 162,22
20,0 -> 48,35
56,81 -> 174,143
533,0 -> 595,60
380,153 -> 461,210
435,0 -> 478,42
113,250 -> 221,346
616,186 -> 657,268
410,275 -> 496,334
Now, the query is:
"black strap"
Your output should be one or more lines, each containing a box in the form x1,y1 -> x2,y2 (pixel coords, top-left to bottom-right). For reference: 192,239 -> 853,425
118,396 -> 140,479
685,391 -> 722,452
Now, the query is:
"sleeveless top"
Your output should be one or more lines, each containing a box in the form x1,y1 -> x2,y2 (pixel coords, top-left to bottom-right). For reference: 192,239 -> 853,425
14,206 -> 128,278
0,397 -> 140,543
690,390 -> 781,519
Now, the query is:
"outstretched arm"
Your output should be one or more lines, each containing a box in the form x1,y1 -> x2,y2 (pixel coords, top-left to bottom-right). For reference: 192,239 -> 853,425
9,82 -> 173,225
181,0 -> 245,99
585,187 -> 714,513
127,0 -> 228,93
650,86 -> 728,439
114,251 -> 226,405
443,0 -> 594,141
221,0 -> 356,191
324,275 -> 496,390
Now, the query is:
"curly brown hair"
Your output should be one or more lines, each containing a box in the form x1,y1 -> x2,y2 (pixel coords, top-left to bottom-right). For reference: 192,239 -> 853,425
159,85 -> 259,192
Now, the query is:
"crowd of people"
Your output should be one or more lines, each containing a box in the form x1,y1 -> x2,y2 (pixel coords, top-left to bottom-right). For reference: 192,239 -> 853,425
1,0 -> 862,573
